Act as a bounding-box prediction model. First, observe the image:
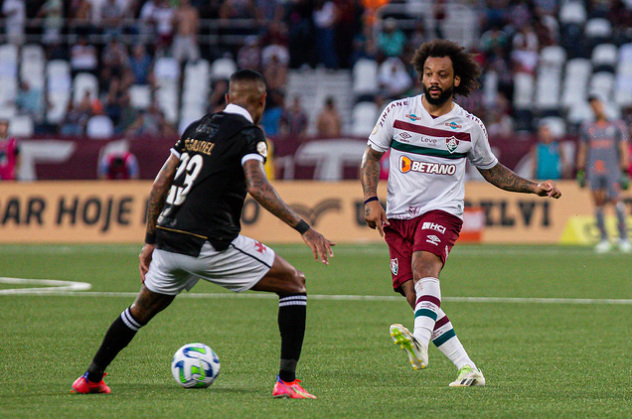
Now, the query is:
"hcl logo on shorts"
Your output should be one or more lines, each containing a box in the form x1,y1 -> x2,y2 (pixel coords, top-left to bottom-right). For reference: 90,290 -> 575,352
422,222 -> 446,234
400,156 -> 456,175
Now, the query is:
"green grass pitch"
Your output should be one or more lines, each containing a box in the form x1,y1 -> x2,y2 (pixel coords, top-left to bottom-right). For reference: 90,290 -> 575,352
1,243 -> 631,419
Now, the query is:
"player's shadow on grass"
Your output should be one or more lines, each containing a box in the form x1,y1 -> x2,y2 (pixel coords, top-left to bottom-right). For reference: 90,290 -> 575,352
116,383 -> 260,394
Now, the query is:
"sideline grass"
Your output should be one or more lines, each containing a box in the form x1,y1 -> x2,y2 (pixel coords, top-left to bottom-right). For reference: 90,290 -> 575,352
1,244 -> 631,419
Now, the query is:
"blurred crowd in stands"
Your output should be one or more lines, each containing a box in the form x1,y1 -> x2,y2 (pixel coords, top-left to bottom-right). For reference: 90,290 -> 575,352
0,0 -> 632,180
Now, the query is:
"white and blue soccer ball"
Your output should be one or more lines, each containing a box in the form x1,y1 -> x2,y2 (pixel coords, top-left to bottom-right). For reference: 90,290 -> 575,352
171,343 -> 220,388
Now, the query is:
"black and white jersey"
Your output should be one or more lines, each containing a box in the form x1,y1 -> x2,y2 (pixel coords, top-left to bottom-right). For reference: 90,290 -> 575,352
156,104 -> 268,256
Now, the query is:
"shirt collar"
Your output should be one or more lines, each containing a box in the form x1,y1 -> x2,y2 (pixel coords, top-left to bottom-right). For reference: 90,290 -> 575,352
223,104 -> 253,123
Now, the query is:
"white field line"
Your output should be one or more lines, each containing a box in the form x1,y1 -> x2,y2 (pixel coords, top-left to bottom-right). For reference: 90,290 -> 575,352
0,277 -> 631,305
0,277 -> 92,295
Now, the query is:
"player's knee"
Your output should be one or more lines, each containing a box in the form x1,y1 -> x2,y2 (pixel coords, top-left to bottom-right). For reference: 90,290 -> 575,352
285,268 -> 306,294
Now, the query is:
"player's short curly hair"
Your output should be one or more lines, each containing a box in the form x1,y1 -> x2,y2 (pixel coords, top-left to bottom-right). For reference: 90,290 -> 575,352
411,39 -> 482,98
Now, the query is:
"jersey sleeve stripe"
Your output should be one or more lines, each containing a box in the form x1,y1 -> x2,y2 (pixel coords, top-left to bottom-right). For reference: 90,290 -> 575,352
368,138 -> 389,152
241,154 -> 264,165
394,120 -> 472,142
170,148 -> 181,159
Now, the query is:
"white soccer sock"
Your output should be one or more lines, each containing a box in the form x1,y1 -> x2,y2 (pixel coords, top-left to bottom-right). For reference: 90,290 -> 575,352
413,277 -> 441,347
431,308 -> 475,370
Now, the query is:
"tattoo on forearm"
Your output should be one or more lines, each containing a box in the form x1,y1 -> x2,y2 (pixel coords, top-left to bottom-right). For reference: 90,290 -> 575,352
360,149 -> 382,198
146,160 -> 177,234
245,162 -> 299,226
481,164 -> 535,193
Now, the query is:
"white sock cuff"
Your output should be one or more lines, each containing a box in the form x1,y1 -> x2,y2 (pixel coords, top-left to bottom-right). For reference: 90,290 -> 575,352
414,277 -> 441,299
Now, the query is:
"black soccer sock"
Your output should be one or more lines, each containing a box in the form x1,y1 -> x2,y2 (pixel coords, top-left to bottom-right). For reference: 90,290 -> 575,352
277,293 -> 307,383
87,307 -> 145,382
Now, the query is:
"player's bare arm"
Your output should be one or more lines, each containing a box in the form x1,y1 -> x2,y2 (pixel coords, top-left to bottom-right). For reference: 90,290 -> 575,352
478,162 -> 562,199
360,146 -> 390,236
139,154 -> 179,280
243,159 -> 334,264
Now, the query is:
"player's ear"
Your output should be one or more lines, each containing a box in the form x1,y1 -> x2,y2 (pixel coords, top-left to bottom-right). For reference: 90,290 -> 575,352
454,75 -> 461,87
225,93 -> 230,104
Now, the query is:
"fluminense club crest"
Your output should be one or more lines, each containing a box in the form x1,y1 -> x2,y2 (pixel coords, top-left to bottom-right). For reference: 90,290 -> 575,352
445,136 -> 459,153
390,258 -> 399,275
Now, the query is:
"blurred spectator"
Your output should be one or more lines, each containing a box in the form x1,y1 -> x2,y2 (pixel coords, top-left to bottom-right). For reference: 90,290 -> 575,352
127,103 -> 177,137
408,20 -> 427,50
237,36 -> 262,72
280,96 -> 308,139
70,36 -> 98,77
480,24 -> 509,59
433,0 -> 447,39
286,0 -> 315,68
60,101 -> 90,136
333,0 -> 358,69
313,0 -> 338,69
262,23 -> 290,68
377,18 -> 406,58
116,93 -> 140,133
78,90 -> 103,116
100,38 -> 133,92
37,0 -> 63,45
70,0 -> 94,37
129,44 -> 154,85
531,121 -> 566,180
173,0 -> 200,63
511,24 -> 539,74
141,0 -> 174,55
349,33 -> 377,65
316,96 -> 342,138
378,57 -> 413,99
101,0 -> 126,37
0,120 -> 20,181
261,90 -> 284,136
207,80 -> 228,114
219,0 -> 258,19
98,151 -> 140,180
263,53 -> 287,93
2,0 -> 25,45
139,0 -> 159,42
16,82 -> 45,123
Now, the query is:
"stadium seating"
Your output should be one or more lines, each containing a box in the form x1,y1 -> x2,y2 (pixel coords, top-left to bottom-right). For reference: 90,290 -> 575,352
72,72 -> 99,104
350,101 -> 378,137
86,115 -> 114,139
352,58 -> 378,100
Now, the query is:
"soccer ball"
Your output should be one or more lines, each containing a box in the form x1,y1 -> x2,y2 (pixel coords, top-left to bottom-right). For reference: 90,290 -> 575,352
171,343 -> 220,388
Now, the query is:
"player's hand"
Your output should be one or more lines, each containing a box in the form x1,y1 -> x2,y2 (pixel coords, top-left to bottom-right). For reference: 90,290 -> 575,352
576,170 -> 586,188
620,170 -> 630,191
535,180 -> 562,199
301,228 -> 335,265
364,200 -> 390,237
138,244 -> 156,282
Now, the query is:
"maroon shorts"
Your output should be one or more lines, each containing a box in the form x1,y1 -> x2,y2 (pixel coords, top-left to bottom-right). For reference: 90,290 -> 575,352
384,210 -> 462,292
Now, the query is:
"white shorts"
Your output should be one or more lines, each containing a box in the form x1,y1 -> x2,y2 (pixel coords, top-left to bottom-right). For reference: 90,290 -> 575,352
144,235 -> 276,295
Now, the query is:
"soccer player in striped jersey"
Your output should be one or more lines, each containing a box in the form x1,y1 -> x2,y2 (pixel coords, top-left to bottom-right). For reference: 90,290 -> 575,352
360,40 -> 562,386
576,95 -> 631,253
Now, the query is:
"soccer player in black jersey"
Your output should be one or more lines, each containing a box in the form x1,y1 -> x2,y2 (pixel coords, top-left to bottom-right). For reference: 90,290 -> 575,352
72,70 -> 335,399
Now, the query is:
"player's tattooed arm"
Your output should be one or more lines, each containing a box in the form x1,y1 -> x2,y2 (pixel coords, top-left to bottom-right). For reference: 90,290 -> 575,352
243,159 -> 302,226
478,163 -> 562,198
145,154 -> 179,238
478,163 -> 537,193
360,146 -> 384,199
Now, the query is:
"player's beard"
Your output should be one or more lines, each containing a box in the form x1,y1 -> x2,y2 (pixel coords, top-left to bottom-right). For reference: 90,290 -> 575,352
422,83 -> 454,106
